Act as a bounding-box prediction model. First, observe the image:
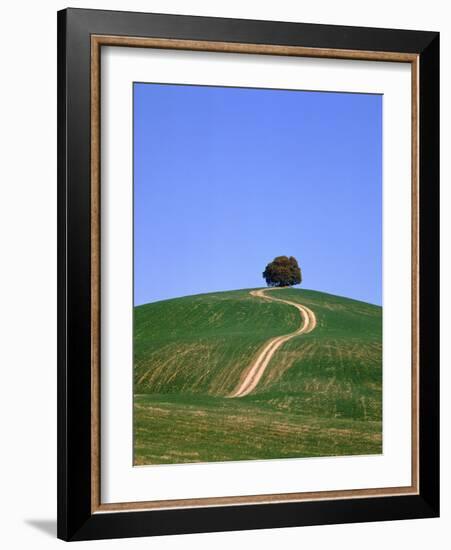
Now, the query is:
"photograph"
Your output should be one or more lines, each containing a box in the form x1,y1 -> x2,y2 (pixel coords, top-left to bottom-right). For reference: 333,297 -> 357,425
132,82 -> 383,466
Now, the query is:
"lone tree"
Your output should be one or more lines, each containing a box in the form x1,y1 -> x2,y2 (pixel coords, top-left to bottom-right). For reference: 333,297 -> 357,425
262,256 -> 302,287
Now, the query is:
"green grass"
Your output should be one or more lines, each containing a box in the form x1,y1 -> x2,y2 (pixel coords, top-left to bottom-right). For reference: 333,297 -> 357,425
134,288 -> 382,465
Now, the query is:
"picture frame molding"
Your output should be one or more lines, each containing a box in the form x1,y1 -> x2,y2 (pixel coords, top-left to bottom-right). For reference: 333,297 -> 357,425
58,7 -> 439,541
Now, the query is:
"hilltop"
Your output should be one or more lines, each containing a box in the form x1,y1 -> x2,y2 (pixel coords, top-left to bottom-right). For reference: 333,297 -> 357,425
134,288 -> 382,464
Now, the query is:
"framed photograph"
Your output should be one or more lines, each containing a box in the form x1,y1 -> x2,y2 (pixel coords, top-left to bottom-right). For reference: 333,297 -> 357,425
57,8 -> 439,541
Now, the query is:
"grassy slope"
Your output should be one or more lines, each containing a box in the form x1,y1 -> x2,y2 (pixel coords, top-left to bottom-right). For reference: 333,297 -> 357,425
134,288 -> 382,465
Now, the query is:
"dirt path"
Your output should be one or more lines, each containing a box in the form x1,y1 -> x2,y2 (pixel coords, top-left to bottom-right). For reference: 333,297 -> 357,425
229,288 -> 317,398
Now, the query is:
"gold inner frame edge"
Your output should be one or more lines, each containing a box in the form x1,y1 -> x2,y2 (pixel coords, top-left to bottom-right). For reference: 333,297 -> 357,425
90,35 -> 420,514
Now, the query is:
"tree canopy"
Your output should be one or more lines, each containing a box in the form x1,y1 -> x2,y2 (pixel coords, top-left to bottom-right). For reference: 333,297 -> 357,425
262,256 -> 302,287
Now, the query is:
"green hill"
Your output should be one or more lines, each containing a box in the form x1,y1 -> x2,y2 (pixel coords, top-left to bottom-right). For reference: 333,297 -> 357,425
134,288 -> 382,465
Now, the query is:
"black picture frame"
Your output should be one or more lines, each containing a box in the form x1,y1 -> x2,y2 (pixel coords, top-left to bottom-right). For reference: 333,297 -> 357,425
57,7 -> 439,541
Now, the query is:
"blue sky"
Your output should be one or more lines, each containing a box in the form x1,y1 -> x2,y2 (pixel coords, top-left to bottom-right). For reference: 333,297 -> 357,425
134,83 -> 382,306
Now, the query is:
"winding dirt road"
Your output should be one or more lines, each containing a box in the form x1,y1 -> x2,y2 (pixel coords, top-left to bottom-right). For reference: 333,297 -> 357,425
229,288 -> 317,398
